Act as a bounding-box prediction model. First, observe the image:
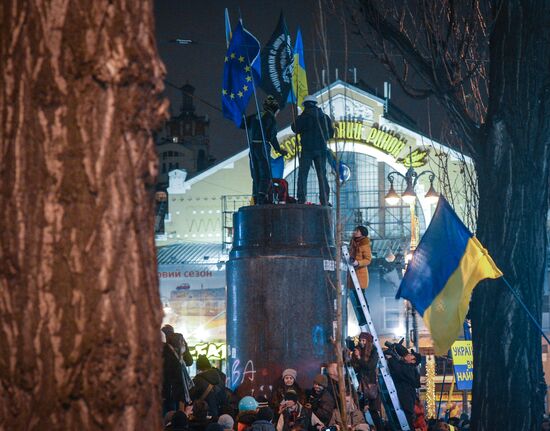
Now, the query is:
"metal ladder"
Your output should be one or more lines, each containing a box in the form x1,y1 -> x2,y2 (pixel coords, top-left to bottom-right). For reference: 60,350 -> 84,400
342,245 -> 411,431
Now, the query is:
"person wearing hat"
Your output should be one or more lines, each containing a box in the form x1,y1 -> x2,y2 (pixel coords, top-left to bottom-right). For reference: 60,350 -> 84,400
291,94 -> 334,206
191,354 -> 226,420
350,332 -> 383,431
270,368 -> 305,417
243,95 -> 288,205
304,374 -> 335,426
237,396 -> 259,431
276,390 -> 323,431
250,405 -> 276,431
386,343 -> 421,429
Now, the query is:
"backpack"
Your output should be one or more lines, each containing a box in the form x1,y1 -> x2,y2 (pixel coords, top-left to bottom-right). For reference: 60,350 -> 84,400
268,178 -> 289,204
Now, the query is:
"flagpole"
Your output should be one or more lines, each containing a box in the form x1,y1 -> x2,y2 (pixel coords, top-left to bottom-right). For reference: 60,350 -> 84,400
502,276 -> 550,345
246,54 -> 273,182
242,114 -> 256,203
436,353 -> 449,418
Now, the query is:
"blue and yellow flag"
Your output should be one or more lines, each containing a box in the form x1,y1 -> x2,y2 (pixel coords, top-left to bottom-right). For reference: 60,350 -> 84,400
222,22 -> 261,128
289,28 -> 308,107
396,197 -> 502,354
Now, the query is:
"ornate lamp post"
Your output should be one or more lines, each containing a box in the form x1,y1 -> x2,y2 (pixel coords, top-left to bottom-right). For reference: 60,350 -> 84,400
384,148 -> 439,350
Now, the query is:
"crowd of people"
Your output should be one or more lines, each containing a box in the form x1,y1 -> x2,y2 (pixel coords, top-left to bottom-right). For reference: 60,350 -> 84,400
160,324 -> 476,431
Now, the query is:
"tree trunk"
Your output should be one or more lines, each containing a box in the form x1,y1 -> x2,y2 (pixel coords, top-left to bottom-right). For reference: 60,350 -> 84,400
0,1 -> 167,430
470,2 -> 550,429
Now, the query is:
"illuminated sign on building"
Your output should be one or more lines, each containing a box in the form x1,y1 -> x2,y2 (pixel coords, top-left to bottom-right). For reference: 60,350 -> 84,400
275,122 -> 429,167
190,342 -> 227,360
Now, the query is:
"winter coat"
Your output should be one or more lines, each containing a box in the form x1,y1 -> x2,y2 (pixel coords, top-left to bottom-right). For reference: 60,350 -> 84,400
270,380 -> 305,414
237,412 -> 257,431
351,345 -> 378,387
413,398 -> 428,431
163,343 -> 186,405
349,236 -> 372,289
276,403 -> 322,431
291,106 -> 334,154
387,357 -> 420,419
250,419 -> 276,431
192,368 -> 225,419
245,112 -> 285,154
328,401 -> 370,431
188,417 -> 212,431
305,388 -> 335,425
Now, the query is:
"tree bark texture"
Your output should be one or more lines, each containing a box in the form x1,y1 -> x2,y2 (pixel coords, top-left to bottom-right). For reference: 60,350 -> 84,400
0,1 -> 167,430
470,2 -> 550,430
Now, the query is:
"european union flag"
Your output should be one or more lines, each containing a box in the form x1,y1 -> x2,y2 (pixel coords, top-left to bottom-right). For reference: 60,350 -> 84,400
222,22 -> 261,128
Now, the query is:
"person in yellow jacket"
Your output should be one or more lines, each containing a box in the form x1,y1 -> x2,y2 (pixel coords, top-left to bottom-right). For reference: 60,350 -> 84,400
349,226 -> 372,289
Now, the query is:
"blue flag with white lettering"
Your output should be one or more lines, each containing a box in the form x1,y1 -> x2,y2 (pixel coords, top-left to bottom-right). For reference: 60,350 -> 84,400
222,22 -> 261,128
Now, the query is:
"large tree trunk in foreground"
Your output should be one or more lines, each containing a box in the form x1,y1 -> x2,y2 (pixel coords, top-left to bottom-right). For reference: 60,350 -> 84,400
470,2 -> 550,430
0,1 -> 167,429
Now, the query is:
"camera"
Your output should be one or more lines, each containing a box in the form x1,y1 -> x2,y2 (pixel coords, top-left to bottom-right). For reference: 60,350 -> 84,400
324,426 -> 337,431
384,338 -> 405,360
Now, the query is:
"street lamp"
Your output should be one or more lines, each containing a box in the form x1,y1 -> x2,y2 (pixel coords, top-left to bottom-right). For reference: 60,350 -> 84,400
384,148 -> 439,350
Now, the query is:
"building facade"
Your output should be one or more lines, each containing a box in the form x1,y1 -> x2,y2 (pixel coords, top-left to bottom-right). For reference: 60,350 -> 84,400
156,81 -> 550,412
155,83 -> 215,188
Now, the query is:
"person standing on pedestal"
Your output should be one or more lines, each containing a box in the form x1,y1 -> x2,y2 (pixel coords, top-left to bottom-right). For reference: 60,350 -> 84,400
291,95 -> 334,206
245,95 -> 288,205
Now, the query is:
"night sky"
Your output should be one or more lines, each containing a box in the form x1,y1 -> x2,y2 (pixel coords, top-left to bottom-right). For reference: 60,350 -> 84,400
154,0 -> 444,162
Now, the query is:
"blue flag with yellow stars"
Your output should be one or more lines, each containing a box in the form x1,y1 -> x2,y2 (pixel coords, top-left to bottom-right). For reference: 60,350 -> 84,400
222,21 -> 261,128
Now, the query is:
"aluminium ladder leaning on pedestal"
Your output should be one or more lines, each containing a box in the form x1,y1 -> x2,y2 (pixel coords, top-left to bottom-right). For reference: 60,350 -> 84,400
342,245 -> 411,431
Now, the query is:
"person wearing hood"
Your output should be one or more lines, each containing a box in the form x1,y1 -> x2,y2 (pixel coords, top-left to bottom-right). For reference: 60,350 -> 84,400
191,355 -> 225,419
291,95 -> 334,206
348,226 -> 372,290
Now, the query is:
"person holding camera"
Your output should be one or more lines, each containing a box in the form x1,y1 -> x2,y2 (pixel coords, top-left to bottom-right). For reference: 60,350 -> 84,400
304,374 -> 336,426
386,343 -> 421,429
350,333 -> 383,431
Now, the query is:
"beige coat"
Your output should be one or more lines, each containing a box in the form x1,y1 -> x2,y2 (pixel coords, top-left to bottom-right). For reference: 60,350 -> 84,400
349,236 -> 372,289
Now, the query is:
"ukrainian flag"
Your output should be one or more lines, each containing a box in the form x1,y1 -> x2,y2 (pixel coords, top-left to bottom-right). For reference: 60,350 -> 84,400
289,28 -> 308,108
396,197 -> 502,354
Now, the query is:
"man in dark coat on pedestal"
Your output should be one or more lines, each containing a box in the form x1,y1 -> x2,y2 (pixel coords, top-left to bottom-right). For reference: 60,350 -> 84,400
291,95 -> 334,206
244,95 -> 288,205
